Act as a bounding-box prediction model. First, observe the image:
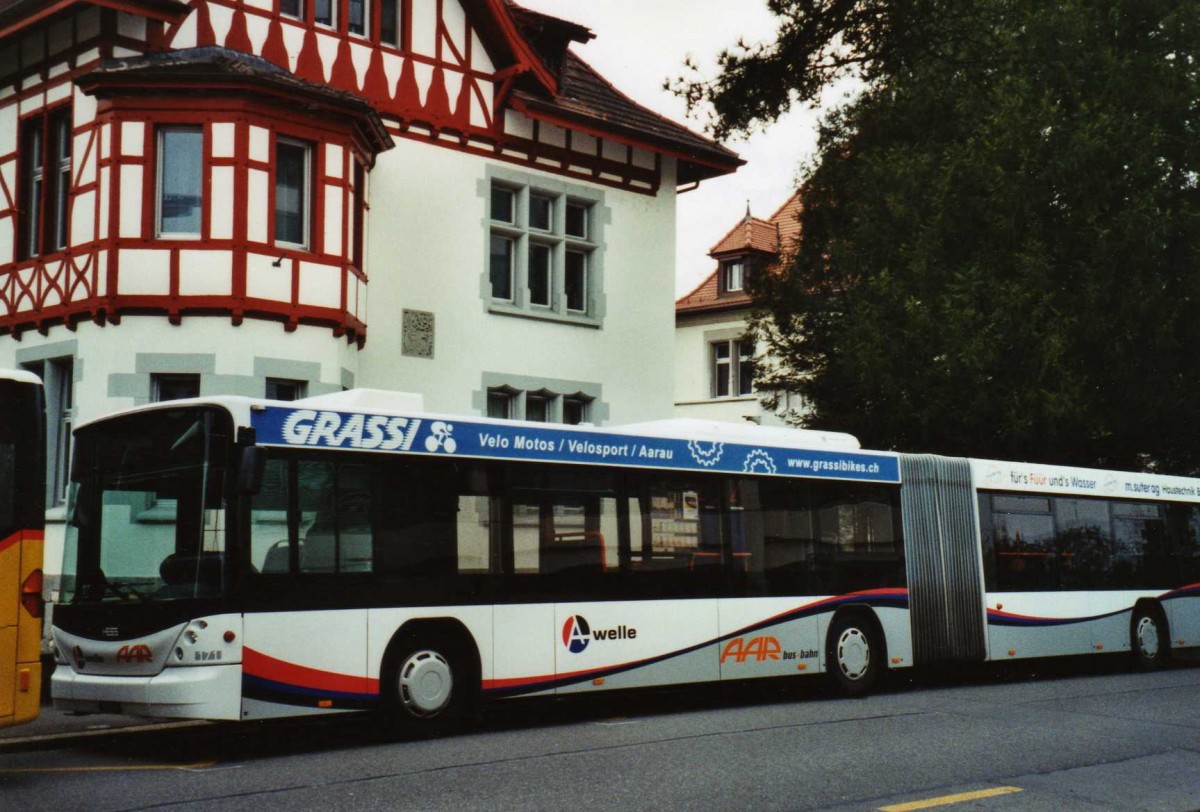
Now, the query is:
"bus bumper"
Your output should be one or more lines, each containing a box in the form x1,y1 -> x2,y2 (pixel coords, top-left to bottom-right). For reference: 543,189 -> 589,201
51,664 -> 242,721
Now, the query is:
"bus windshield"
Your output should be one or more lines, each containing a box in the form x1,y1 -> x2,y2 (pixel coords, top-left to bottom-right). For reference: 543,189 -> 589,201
62,406 -> 231,605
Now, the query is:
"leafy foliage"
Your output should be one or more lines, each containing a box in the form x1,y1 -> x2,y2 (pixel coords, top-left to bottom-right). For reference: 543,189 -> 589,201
687,0 -> 1200,472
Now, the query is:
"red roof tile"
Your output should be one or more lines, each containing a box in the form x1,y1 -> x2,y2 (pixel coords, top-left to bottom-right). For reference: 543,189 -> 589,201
709,215 -> 778,256
677,190 -> 804,315
511,50 -> 742,185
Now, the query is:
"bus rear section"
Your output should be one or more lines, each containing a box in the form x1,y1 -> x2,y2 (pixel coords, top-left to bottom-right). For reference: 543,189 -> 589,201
0,371 -> 45,729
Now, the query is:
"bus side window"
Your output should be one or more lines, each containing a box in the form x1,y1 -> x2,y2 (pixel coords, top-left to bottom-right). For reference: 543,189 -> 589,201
740,478 -> 816,597
297,461 -> 337,573
375,460 -> 459,577
627,476 -> 722,581
250,457 -> 290,574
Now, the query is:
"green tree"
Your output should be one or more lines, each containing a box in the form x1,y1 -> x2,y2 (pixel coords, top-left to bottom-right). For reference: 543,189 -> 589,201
681,0 -> 1200,471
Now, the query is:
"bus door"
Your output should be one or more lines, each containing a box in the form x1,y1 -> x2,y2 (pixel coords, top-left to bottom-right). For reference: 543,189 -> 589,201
554,474 -> 722,693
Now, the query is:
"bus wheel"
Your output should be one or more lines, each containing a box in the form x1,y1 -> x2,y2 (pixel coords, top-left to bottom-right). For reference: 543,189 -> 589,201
382,637 -> 469,735
826,613 -> 882,697
1131,608 -> 1168,671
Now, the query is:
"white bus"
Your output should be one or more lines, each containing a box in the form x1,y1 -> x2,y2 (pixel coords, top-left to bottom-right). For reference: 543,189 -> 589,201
50,390 -> 1200,731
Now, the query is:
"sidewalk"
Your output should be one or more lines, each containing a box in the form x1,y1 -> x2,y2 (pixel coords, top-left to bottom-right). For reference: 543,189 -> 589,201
0,706 -> 210,750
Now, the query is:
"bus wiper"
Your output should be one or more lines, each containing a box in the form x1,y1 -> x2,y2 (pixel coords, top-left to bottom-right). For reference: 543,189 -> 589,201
170,420 -> 202,451
105,580 -> 152,604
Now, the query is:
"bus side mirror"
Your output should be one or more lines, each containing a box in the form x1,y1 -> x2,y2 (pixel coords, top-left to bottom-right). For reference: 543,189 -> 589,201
238,447 -> 266,495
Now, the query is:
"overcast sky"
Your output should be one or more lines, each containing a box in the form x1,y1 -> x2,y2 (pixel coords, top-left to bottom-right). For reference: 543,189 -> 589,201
516,0 -> 830,296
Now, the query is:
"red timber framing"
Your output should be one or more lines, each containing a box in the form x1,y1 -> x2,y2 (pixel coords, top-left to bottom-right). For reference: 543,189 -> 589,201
161,0 -> 727,193
0,28 -> 391,343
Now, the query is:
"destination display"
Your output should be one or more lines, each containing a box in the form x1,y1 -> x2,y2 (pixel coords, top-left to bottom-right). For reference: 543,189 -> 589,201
250,407 -> 902,484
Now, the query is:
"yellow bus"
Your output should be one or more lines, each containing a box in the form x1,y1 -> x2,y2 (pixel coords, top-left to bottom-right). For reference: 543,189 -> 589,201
0,370 -> 45,729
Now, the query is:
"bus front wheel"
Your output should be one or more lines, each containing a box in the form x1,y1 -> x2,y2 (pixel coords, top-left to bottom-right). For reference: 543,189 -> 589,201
825,613 -> 882,697
1131,607 -> 1169,671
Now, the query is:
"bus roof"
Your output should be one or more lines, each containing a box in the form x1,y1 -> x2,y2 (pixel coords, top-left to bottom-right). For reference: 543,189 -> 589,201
0,369 -> 43,387
74,389 -> 900,485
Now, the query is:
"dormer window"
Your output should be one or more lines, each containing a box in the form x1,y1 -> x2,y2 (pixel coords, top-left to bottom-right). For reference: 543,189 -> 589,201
722,259 -> 744,293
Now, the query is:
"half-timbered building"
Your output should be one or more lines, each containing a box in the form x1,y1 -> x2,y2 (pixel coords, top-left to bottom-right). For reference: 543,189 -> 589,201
0,0 -> 741,579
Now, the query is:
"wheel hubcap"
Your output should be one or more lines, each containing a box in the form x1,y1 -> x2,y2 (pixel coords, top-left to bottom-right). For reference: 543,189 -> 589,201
1136,617 -> 1159,659
398,649 -> 453,716
837,628 -> 871,680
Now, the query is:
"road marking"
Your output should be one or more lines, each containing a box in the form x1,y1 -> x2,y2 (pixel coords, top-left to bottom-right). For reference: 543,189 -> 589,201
0,761 -> 217,774
879,786 -> 1023,811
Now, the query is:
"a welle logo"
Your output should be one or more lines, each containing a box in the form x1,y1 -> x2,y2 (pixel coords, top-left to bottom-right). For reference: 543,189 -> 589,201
561,615 -> 638,654
281,410 -> 422,451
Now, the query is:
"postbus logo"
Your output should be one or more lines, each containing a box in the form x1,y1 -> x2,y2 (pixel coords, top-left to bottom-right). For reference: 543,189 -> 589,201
562,615 -> 591,653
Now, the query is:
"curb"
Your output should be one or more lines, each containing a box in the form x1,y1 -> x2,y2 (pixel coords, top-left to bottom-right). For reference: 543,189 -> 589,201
0,719 -> 211,752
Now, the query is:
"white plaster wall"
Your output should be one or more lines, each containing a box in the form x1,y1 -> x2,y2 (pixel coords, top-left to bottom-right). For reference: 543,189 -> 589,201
359,138 -> 678,425
0,318 -> 358,580
674,309 -> 788,425
0,318 -> 356,427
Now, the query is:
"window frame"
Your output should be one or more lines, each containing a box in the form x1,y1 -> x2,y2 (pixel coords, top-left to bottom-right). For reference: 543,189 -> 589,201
266,378 -> 308,401
347,0 -> 367,37
152,373 -> 201,402
156,125 -> 205,239
279,0 -> 304,20
710,338 -> 754,399
314,0 -> 337,28
19,106 -> 73,259
722,259 -> 745,293
486,178 -> 602,324
379,0 -> 402,46
273,136 -> 313,250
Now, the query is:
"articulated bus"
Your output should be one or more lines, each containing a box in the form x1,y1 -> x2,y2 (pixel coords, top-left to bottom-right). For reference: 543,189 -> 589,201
0,370 -> 45,729
50,390 -> 1199,730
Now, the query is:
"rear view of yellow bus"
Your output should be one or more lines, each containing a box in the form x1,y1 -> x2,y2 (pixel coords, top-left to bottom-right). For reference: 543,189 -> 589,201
0,370 -> 45,728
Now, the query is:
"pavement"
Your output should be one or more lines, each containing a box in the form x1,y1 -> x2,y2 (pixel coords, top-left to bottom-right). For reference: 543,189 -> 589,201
0,704 -> 211,751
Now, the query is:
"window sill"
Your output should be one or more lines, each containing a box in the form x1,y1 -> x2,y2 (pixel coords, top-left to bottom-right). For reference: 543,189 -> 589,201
488,303 -> 601,329
674,395 -> 757,406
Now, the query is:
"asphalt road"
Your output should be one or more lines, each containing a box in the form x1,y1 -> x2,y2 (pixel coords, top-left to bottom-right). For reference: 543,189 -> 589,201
3,657 -> 1199,811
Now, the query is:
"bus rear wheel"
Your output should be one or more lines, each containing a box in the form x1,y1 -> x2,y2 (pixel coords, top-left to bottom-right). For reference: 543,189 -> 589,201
826,613 -> 882,697
1131,608 -> 1168,671
382,636 -> 471,735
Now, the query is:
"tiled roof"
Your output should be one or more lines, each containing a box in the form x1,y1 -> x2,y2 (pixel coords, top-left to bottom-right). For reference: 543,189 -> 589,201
0,0 -> 187,36
675,272 -> 752,316
769,192 -> 803,247
80,47 -> 393,154
511,50 -> 743,185
677,190 -> 804,316
709,215 -> 778,256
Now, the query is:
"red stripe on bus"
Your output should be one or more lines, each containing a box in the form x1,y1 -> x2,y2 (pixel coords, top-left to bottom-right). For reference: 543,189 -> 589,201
0,529 -> 43,556
243,647 -> 380,695
0,531 -> 21,556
